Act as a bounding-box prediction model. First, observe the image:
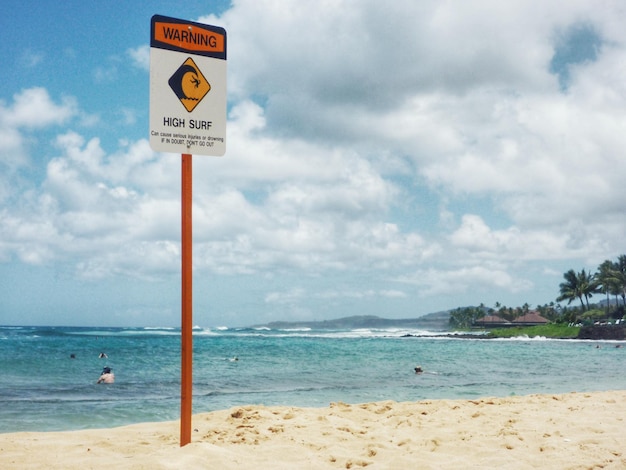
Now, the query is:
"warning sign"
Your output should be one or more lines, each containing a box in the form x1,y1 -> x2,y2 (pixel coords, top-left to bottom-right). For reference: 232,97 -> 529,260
169,57 -> 211,112
149,15 -> 226,156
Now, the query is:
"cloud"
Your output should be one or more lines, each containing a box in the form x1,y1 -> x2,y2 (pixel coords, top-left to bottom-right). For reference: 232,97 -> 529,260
128,45 -> 150,71
221,0 -> 566,132
265,288 -> 305,305
1,97 -> 437,282
4,1 -> 626,325
93,65 -> 118,83
1,87 -> 76,129
0,88 -> 79,201
317,289 -> 407,300
398,265 -> 533,298
448,214 -> 573,261
209,1 -> 626,268
19,49 -> 44,68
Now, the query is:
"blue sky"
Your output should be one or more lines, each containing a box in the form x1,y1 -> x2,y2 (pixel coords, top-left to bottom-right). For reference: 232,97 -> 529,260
1,1 -> 625,327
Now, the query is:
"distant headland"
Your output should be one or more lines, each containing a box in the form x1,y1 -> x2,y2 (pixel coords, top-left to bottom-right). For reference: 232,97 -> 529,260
250,311 -> 625,340
250,312 -> 452,331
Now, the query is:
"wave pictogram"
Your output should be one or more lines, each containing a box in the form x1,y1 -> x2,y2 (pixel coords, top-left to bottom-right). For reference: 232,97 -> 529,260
168,58 -> 211,112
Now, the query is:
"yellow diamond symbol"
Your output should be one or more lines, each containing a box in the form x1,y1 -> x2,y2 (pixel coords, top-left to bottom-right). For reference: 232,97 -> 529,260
168,57 -> 211,112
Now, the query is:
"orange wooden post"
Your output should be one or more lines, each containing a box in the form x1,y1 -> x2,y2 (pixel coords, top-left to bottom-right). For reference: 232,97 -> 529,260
180,153 -> 193,446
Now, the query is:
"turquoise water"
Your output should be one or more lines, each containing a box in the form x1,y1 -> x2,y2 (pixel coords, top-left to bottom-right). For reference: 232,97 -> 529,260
1,325 -> 625,433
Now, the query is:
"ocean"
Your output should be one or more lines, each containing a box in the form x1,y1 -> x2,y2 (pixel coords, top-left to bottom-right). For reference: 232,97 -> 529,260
1,325 -> 625,433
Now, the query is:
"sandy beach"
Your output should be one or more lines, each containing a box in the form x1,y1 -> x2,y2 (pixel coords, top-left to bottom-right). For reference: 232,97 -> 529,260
2,390 -> 624,469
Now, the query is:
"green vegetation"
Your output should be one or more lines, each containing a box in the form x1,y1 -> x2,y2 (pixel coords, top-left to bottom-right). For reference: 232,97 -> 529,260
486,324 -> 580,339
557,268 -> 597,310
556,255 -> 626,313
448,254 -> 626,332
579,309 -> 605,321
449,305 -> 485,329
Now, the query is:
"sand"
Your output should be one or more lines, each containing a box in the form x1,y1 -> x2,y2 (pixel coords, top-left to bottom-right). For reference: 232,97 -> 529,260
1,390 -> 625,469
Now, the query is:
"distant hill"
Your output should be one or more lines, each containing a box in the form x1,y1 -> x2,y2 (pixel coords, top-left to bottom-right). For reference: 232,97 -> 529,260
252,311 -> 451,331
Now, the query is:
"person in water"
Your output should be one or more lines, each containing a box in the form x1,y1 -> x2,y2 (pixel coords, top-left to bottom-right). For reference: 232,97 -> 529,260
97,366 -> 115,384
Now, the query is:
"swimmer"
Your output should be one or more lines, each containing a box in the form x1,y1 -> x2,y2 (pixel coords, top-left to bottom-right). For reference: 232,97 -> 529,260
414,366 -> 423,374
228,356 -> 239,362
97,366 -> 115,384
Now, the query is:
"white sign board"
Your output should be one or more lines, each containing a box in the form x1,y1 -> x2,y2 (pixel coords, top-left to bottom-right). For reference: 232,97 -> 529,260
150,15 -> 227,156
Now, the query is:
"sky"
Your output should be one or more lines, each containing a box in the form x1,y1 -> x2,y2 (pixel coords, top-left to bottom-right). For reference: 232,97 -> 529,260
1,1 -> 625,327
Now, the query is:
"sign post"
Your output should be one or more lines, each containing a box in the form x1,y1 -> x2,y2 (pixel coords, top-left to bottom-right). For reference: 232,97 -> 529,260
149,14 -> 227,446
180,152 -> 193,445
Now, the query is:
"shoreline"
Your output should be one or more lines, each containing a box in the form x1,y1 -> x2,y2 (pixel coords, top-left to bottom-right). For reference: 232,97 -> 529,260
2,390 -> 625,469
403,323 -> 626,340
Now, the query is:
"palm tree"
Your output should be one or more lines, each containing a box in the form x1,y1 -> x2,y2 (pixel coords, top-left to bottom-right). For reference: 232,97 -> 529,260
557,268 -> 598,311
614,255 -> 626,308
597,260 -> 619,312
557,269 -> 585,310
577,268 -> 599,310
